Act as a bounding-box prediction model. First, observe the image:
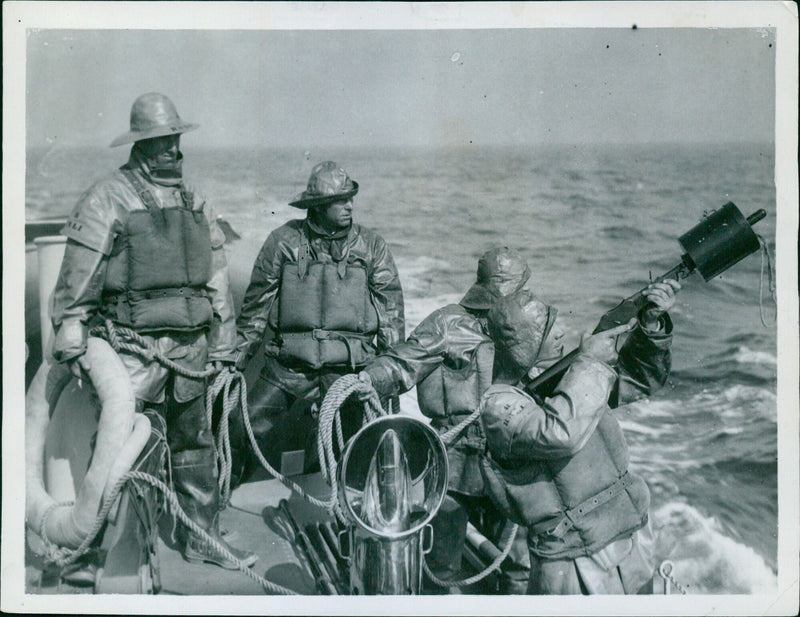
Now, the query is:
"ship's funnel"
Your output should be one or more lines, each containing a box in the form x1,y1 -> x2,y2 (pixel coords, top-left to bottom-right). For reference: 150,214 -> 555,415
337,415 -> 448,594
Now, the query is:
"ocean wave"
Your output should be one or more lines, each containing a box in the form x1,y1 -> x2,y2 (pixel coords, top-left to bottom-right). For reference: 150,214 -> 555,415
651,501 -> 777,594
630,384 -> 777,423
599,225 -> 646,241
732,346 -> 777,366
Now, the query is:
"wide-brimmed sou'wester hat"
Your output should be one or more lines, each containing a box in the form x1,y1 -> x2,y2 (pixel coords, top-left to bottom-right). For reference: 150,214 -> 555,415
459,246 -> 531,311
110,92 -> 199,147
288,161 -> 359,209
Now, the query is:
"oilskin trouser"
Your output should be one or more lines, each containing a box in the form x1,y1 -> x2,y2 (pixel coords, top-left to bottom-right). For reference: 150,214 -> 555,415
151,376 -> 255,569
229,364 -> 364,485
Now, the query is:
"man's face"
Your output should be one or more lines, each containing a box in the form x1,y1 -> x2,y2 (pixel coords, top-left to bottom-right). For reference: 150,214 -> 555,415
138,134 -> 180,167
318,198 -> 354,230
535,317 -> 566,368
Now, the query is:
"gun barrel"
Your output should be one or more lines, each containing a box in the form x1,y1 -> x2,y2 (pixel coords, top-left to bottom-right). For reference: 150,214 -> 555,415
747,209 -> 767,226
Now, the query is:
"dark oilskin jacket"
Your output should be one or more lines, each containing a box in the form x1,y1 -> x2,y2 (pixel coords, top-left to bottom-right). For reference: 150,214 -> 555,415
235,219 -> 404,383
479,316 -> 673,561
366,303 -> 495,496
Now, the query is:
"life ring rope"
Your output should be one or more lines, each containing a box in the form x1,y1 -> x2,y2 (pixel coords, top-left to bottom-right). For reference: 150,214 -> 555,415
71,319 -> 511,592
43,468 -> 299,595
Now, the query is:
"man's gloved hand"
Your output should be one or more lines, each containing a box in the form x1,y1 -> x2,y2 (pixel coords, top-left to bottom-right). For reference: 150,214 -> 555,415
579,319 -> 637,365
641,279 -> 681,330
68,353 -> 91,383
355,371 -> 382,408
206,359 -> 237,376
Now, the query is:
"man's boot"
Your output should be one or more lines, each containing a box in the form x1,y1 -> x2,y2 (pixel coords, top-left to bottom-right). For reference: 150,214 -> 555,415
172,450 -> 258,569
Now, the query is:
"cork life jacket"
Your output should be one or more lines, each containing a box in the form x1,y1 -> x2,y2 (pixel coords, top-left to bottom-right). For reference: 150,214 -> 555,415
101,169 -> 214,333
417,335 -> 495,496
417,340 -> 495,422
269,230 -> 379,370
480,386 -> 650,560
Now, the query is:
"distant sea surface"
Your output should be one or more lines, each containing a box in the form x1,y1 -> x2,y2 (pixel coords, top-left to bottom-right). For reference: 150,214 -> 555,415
26,143 -> 778,593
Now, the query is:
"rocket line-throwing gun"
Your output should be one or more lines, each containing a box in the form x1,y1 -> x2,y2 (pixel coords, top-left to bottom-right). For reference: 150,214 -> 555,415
522,202 -> 768,398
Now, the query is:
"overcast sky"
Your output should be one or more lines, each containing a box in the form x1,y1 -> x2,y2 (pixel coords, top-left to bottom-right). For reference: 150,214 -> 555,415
26,27 -> 775,148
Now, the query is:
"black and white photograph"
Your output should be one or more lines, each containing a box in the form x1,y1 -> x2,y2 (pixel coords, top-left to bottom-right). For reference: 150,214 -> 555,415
2,2 -> 798,615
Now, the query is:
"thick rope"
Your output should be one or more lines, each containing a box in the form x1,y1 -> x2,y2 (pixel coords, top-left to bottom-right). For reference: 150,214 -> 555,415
205,369 -> 237,506
438,407 -> 483,446
422,522 -> 519,589
316,374 -> 386,522
91,320 -> 238,502
236,375 -> 336,512
420,403 -> 519,589
41,470 -> 298,595
234,373 -> 385,523
91,320 -> 215,379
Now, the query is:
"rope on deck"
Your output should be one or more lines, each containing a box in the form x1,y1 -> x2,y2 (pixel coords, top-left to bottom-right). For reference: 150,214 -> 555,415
41,470 -> 299,595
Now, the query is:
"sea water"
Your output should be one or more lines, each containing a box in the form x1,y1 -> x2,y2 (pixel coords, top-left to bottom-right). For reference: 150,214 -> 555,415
26,142 -> 778,593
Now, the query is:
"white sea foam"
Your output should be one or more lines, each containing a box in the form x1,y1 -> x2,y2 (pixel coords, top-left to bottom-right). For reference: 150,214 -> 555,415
733,346 -> 777,366
652,502 -> 777,594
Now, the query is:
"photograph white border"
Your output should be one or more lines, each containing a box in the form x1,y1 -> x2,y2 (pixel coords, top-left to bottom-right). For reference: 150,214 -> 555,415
3,2 -> 798,615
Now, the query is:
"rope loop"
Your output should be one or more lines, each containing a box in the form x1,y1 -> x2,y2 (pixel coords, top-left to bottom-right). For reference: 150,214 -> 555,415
90,319 -> 215,379
423,523 -> 520,589
205,368 -> 239,506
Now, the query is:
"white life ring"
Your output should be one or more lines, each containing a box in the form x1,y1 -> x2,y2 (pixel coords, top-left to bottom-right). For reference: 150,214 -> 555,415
25,336 -> 150,550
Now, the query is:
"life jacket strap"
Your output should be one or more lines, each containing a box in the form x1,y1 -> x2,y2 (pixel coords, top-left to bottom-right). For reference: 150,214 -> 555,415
533,471 -> 634,539
121,167 -> 193,212
103,286 -> 209,304
278,329 -> 374,370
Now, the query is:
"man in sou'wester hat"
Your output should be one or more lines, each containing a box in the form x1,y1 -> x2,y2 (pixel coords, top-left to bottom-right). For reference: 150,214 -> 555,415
51,92 -> 257,570
230,161 -> 405,483
356,246 -> 542,589
479,276 -> 680,594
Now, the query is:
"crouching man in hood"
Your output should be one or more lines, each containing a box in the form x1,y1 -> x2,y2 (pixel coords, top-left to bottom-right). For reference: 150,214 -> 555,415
480,279 -> 680,594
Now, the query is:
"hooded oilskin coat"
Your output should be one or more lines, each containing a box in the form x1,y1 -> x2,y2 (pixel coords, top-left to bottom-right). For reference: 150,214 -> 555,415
479,317 -> 672,588
235,218 -> 404,394
51,155 -> 236,403
366,303 -> 495,496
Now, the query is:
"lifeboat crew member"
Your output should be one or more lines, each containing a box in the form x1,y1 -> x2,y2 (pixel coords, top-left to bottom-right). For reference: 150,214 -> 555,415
51,93 -> 257,570
231,161 -> 404,482
357,246 -> 537,588
479,278 -> 680,594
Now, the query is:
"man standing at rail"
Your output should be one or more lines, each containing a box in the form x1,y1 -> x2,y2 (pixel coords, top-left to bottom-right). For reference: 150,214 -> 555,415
51,92 -> 256,570
231,161 -> 404,482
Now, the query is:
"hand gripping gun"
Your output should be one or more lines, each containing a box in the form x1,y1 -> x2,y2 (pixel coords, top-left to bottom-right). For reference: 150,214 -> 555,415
521,202 -> 767,397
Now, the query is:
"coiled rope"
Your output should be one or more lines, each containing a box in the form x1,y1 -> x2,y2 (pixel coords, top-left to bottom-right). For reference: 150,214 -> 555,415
316,375 -> 386,521
84,319 -> 514,592
92,319 -> 237,504
205,369 -> 237,506
41,470 -> 298,595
